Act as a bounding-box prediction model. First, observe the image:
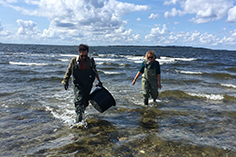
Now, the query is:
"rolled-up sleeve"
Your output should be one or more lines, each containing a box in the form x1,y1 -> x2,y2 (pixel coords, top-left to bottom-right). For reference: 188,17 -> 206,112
156,61 -> 160,74
61,58 -> 73,85
139,61 -> 145,73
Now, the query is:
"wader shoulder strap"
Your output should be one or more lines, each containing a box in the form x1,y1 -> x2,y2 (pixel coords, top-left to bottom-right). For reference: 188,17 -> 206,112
76,56 -> 79,62
90,57 -> 97,75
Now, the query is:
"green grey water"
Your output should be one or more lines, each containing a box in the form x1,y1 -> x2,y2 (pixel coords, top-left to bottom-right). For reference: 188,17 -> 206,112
0,44 -> 235,156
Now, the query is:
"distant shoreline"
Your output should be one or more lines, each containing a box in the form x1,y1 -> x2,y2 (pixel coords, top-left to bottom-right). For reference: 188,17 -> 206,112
0,43 -> 235,52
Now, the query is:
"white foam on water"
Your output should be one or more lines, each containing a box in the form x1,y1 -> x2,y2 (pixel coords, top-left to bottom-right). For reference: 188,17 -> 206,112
186,92 -> 224,100
176,70 -> 203,75
95,61 -> 104,65
159,57 -> 176,65
58,59 -> 70,62
9,61 -> 49,66
45,105 -> 76,126
103,71 -> 122,75
221,84 -> 236,89
158,56 -> 197,65
60,54 -> 77,57
98,54 -> 118,57
42,90 -> 96,127
1,104 -> 8,108
174,57 -> 197,61
125,56 -> 144,62
94,58 -> 121,62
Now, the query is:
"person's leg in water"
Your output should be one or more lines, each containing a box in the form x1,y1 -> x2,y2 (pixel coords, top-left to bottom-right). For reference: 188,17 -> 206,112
73,85 -> 89,122
150,80 -> 158,103
75,102 -> 88,122
142,78 -> 150,105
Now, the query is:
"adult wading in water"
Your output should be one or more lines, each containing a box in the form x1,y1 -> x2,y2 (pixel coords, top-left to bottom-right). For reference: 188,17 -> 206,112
62,44 -> 102,122
132,50 -> 162,105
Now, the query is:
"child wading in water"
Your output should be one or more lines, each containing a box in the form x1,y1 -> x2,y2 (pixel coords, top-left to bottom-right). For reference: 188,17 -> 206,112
132,50 -> 162,105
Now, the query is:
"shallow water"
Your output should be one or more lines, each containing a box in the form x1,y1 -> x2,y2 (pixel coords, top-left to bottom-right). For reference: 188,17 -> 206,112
0,44 -> 236,156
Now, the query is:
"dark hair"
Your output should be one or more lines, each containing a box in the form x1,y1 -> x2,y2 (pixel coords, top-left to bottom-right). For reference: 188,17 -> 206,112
79,44 -> 89,52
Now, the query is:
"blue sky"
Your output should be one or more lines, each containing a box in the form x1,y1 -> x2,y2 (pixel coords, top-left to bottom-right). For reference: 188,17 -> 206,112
0,0 -> 236,50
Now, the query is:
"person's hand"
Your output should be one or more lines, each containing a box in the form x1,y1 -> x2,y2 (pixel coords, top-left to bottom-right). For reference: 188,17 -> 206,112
158,84 -> 162,89
132,79 -> 136,85
64,84 -> 68,90
96,80 -> 103,87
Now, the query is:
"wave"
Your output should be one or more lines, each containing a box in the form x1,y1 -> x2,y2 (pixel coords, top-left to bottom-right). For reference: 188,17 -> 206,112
96,61 -> 131,67
161,90 -> 235,101
9,61 -> 49,66
94,57 -> 123,62
125,55 -> 144,64
158,56 -> 197,65
187,92 -> 236,101
208,73 -> 236,79
59,55 -> 197,67
186,92 -> 224,101
174,57 -> 197,61
123,56 -> 197,65
221,84 -> 236,89
59,54 -> 77,57
226,67 -> 236,73
28,76 -> 62,82
102,71 -> 123,75
58,59 -> 70,62
176,70 -> 203,75
160,90 -> 192,99
97,54 -> 119,58
175,70 -> 235,79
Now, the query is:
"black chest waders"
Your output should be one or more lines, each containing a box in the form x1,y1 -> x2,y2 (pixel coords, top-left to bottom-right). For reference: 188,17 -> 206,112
73,57 -> 96,122
141,62 -> 158,105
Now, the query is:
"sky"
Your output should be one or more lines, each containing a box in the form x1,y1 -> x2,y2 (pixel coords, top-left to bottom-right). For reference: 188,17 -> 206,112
0,0 -> 236,50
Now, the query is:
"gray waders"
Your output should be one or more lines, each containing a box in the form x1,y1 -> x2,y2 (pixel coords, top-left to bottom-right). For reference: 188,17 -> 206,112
142,67 -> 158,105
72,63 -> 95,122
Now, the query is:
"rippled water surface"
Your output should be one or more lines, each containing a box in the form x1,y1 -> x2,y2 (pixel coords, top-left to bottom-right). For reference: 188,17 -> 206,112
0,44 -> 236,156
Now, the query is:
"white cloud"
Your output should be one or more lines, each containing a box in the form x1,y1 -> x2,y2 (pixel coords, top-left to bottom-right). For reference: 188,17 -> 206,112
145,23 -> 236,48
219,35 -> 236,45
1,0 -> 148,44
148,13 -> 159,20
231,29 -> 236,36
163,0 -> 181,5
199,33 -> 218,44
16,19 -> 40,36
164,8 -> 183,18
32,0 -> 148,30
145,24 -> 168,42
14,19 -> 41,42
1,0 -> 235,49
226,6 -> 236,22
164,0 -> 234,23
144,24 -> 227,46
0,19 -> 11,37
23,0 -> 148,43
104,25 -> 140,44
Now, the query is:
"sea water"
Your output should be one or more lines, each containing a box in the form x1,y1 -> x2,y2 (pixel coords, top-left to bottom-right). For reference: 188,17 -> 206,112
0,44 -> 235,156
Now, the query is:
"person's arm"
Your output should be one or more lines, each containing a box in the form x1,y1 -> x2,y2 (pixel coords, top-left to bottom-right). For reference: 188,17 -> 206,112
155,61 -> 162,89
157,74 -> 162,89
92,58 -> 102,86
132,61 -> 145,85
61,58 -> 73,90
132,71 -> 141,85
96,73 -> 101,82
